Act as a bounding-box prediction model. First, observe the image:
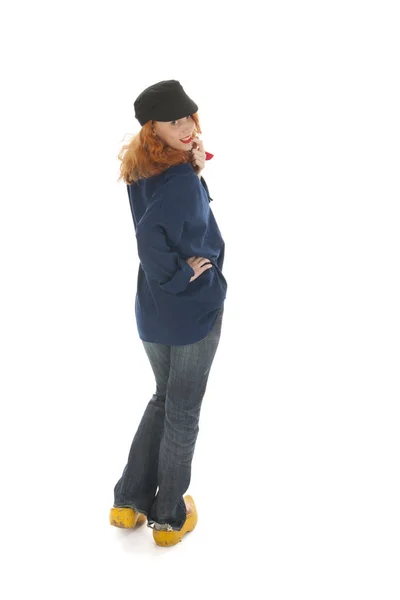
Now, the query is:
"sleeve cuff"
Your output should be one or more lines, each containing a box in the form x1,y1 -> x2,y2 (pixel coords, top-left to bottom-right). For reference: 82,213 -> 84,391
159,259 -> 194,295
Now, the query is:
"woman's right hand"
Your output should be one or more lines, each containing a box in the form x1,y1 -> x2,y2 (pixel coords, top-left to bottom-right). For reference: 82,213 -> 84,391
186,256 -> 213,282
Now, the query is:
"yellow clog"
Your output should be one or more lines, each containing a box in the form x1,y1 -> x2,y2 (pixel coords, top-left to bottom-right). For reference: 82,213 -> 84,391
109,507 -> 147,529
153,495 -> 198,547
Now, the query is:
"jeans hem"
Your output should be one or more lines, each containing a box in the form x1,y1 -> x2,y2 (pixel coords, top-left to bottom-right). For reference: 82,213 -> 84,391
147,518 -> 182,532
113,503 -> 148,516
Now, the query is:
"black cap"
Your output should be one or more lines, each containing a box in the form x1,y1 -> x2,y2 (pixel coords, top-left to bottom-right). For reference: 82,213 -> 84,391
134,80 -> 198,126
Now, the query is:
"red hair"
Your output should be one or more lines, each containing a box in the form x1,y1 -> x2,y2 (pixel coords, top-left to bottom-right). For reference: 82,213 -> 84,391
117,113 -> 202,184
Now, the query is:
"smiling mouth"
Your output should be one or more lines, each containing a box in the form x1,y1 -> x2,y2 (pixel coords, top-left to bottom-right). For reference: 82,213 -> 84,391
180,136 -> 193,143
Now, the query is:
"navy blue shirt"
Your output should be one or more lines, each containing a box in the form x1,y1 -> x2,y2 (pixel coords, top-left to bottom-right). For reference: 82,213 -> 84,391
127,162 -> 228,345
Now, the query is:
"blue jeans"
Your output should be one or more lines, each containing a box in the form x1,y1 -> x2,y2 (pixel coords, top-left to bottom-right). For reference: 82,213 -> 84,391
113,303 -> 224,531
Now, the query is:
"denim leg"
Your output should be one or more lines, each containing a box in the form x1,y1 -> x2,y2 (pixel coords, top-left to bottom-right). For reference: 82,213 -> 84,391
147,304 -> 224,531
113,394 -> 165,512
113,342 -> 171,512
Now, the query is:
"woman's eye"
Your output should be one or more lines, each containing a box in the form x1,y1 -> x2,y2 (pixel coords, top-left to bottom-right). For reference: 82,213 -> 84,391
171,116 -> 191,125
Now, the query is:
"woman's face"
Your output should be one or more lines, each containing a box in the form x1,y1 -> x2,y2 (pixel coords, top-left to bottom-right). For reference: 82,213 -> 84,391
152,115 -> 195,150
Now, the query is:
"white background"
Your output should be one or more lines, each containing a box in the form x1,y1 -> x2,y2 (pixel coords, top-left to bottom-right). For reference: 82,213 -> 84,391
1,1 -> 399,598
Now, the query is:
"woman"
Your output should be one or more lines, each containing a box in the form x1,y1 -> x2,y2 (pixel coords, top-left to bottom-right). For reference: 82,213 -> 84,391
109,80 -> 228,547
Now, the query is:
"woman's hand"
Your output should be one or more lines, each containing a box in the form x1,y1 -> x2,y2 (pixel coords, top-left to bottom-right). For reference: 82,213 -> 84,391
186,256 -> 213,282
190,137 -> 206,177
